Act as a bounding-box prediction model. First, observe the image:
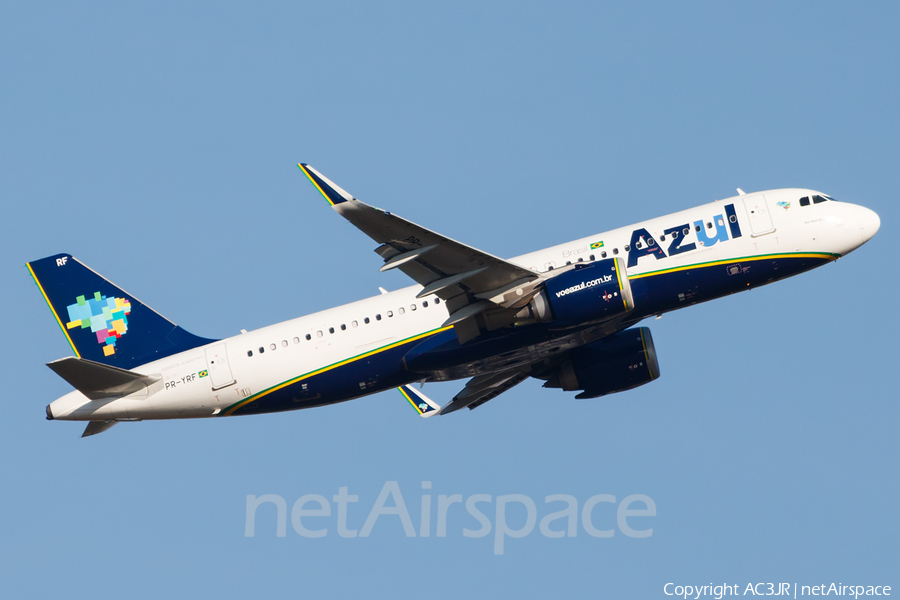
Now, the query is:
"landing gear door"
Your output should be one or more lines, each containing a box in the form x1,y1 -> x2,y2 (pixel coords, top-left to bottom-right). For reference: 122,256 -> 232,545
742,194 -> 775,237
205,343 -> 236,390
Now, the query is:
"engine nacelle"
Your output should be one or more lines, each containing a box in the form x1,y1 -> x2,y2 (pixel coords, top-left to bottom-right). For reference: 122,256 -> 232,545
517,258 -> 634,324
539,327 -> 660,398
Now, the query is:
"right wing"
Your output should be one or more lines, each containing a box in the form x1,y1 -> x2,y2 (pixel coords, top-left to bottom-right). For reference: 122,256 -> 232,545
438,369 -> 530,415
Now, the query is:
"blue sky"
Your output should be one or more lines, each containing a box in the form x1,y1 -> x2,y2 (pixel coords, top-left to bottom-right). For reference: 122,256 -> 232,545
1,2 -> 897,597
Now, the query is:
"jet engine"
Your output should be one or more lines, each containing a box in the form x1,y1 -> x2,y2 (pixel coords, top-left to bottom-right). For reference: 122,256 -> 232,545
515,258 -> 634,325
536,327 -> 660,398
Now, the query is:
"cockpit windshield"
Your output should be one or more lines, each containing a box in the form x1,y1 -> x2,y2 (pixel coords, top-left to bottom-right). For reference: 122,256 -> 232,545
800,194 -> 836,207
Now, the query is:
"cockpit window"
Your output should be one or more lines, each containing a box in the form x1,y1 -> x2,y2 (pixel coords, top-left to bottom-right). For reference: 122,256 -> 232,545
812,194 -> 829,204
799,196 -> 810,207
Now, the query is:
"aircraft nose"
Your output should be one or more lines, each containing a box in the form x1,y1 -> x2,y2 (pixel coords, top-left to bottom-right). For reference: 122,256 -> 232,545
858,206 -> 881,244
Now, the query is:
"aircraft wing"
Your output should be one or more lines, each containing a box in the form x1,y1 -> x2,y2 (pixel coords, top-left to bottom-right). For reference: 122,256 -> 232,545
298,164 -> 540,340
438,369 -> 530,415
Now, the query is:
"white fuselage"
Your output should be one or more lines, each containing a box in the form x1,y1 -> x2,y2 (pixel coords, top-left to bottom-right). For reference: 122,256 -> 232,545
47,189 -> 880,422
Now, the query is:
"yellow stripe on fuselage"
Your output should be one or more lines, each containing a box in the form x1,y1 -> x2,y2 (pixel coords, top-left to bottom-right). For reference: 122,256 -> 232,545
297,164 -> 335,206
222,325 -> 454,416
27,262 -> 80,357
628,252 -> 838,280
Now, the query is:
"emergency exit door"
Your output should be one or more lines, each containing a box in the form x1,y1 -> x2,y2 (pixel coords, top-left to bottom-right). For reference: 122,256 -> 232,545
742,195 -> 775,236
205,343 -> 236,390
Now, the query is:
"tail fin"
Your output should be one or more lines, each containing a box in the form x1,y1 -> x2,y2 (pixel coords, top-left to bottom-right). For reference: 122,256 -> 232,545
27,253 -> 215,369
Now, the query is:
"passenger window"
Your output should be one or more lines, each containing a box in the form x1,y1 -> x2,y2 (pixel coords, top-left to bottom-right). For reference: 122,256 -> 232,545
259,347 -> 265,354
601,251 -> 607,258
387,311 -> 393,317
364,317 -> 371,324
352,320 -> 358,327
270,343 -> 276,350
247,350 -> 253,357
717,218 -> 724,227
316,331 -> 323,338
800,196 -> 810,207
410,304 -> 417,311
589,254 -> 595,261
613,248 -> 619,255
729,215 -> 737,223
306,334 -> 311,340
434,298 -> 441,304
329,327 -> 334,334
293,337 -> 299,344
683,227 -> 690,236
341,324 -> 346,331
624,245 -> 630,251
282,340 -> 288,347
399,307 -> 405,315
660,234 -> 666,241
376,314 -> 382,321
577,257 -> 583,262
422,301 -> 428,308
648,238 -> 655,246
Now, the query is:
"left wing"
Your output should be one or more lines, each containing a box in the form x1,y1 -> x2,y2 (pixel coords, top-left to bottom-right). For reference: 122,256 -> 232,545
298,164 -> 542,342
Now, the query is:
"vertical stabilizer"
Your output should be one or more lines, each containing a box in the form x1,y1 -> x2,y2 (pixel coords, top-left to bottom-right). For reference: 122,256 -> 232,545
28,254 -> 215,369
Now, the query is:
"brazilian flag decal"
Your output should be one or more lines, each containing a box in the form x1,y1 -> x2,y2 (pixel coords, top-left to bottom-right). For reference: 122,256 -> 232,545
198,370 -> 209,378
590,241 -> 604,249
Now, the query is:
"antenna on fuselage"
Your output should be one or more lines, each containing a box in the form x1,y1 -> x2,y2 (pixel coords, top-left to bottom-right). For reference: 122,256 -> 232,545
736,188 -> 746,195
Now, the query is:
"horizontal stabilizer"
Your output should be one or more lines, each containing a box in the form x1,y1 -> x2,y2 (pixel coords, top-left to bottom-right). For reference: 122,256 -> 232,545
398,385 -> 441,418
47,357 -> 160,400
82,420 -> 118,437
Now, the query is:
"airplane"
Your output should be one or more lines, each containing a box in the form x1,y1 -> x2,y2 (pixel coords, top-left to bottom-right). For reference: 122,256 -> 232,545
30,165 -> 880,437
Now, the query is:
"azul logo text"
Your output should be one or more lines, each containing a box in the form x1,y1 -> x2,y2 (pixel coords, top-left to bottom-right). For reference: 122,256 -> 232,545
627,203 -> 743,268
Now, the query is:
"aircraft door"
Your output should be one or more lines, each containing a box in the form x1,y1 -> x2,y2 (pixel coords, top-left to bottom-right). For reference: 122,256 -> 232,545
742,195 -> 775,236
205,343 -> 236,390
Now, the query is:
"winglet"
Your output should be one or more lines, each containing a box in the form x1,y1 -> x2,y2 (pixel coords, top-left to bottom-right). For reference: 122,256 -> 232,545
398,384 -> 441,418
297,164 -> 354,206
